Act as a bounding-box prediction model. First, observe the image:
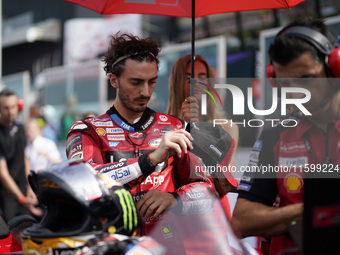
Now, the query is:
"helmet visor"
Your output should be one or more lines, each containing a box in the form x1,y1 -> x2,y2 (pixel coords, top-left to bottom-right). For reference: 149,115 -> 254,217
29,159 -> 110,204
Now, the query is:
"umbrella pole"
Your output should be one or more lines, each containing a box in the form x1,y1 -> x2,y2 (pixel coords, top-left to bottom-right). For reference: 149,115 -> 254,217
190,0 -> 195,97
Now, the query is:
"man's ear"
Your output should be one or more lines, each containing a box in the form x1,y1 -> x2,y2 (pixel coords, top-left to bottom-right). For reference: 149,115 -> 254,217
109,74 -> 119,89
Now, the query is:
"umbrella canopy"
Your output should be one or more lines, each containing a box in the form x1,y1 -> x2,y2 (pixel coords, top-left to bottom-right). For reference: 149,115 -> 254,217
63,0 -> 306,89
63,0 -> 306,17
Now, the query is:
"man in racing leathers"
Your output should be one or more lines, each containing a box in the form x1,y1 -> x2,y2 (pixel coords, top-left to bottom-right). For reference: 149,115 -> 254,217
231,18 -> 340,255
66,33 -> 231,254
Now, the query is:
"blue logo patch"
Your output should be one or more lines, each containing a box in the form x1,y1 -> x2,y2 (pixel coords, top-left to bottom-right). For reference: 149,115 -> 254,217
109,142 -> 120,147
111,114 -> 135,132
252,140 -> 263,151
237,183 -> 251,191
111,167 -> 131,181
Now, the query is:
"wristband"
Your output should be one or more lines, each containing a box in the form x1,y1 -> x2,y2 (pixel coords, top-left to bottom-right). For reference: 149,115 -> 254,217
168,192 -> 183,214
147,152 -> 156,167
18,195 -> 26,204
138,154 -> 155,177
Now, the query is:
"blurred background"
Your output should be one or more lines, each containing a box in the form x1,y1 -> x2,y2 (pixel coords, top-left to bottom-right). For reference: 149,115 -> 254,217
2,1 -> 340,249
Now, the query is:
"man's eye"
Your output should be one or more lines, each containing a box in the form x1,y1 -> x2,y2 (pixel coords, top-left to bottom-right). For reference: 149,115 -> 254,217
275,79 -> 290,87
295,78 -> 312,86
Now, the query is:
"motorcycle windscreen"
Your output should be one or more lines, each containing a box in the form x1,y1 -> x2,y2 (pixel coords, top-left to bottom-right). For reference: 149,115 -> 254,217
143,190 -> 254,255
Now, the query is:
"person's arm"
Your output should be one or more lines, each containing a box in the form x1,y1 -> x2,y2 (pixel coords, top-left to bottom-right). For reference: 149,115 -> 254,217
231,198 -> 303,238
0,158 -> 26,202
180,96 -> 200,123
67,130 -> 153,187
39,152 -> 62,164
37,141 -> 63,164
136,189 -> 178,218
24,153 -> 39,203
137,179 -> 216,218
231,125 -> 302,239
24,154 -> 43,216
137,144 -> 215,218
0,158 -> 42,217
67,128 -> 193,188
24,152 -> 31,178
156,152 -> 216,216
147,129 -> 193,165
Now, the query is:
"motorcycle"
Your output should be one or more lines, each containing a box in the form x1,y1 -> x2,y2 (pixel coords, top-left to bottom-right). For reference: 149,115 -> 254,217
75,192 -> 258,255
2,159 -> 257,255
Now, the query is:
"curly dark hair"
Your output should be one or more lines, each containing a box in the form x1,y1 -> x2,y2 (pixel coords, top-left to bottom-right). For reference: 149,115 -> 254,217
102,33 -> 160,77
269,18 -> 336,66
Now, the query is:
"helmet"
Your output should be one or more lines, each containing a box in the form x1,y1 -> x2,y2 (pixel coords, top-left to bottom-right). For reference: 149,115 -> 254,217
22,159 -> 141,255
78,235 -> 166,255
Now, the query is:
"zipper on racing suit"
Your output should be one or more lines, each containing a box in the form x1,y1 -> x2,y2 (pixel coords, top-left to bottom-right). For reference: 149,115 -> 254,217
134,144 -> 144,236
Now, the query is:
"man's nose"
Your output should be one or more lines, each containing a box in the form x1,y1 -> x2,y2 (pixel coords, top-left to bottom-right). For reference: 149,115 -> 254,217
10,107 -> 18,116
140,83 -> 150,97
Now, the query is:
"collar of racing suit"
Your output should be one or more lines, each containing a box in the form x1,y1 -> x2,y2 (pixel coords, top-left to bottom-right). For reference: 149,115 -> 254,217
106,105 -> 154,131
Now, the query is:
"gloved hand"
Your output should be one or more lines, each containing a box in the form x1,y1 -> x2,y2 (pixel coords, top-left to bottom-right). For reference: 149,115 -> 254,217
107,187 -> 144,236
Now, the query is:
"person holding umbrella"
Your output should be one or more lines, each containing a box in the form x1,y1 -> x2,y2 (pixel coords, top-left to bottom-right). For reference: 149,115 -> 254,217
231,18 -> 340,255
167,54 -> 239,196
166,54 -> 241,254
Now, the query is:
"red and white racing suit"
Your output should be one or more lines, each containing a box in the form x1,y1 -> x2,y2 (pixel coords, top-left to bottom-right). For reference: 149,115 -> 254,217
238,118 -> 340,255
66,106 -> 230,254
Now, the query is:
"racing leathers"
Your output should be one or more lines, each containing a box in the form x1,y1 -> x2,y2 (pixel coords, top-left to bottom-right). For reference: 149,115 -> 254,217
237,118 -> 340,255
66,106 -> 228,253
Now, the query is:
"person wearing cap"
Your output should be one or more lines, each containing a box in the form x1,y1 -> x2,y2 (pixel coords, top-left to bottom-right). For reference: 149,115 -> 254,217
0,89 -> 43,222
66,33 -> 229,254
231,18 -> 340,255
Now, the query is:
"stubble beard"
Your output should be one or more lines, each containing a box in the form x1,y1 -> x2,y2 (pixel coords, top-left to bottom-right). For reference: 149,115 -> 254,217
0,115 -> 16,127
118,81 -> 148,113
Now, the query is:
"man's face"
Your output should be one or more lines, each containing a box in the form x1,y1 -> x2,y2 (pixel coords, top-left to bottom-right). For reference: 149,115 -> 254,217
111,59 -> 158,114
25,120 -> 41,142
273,52 -> 331,115
0,95 -> 19,125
